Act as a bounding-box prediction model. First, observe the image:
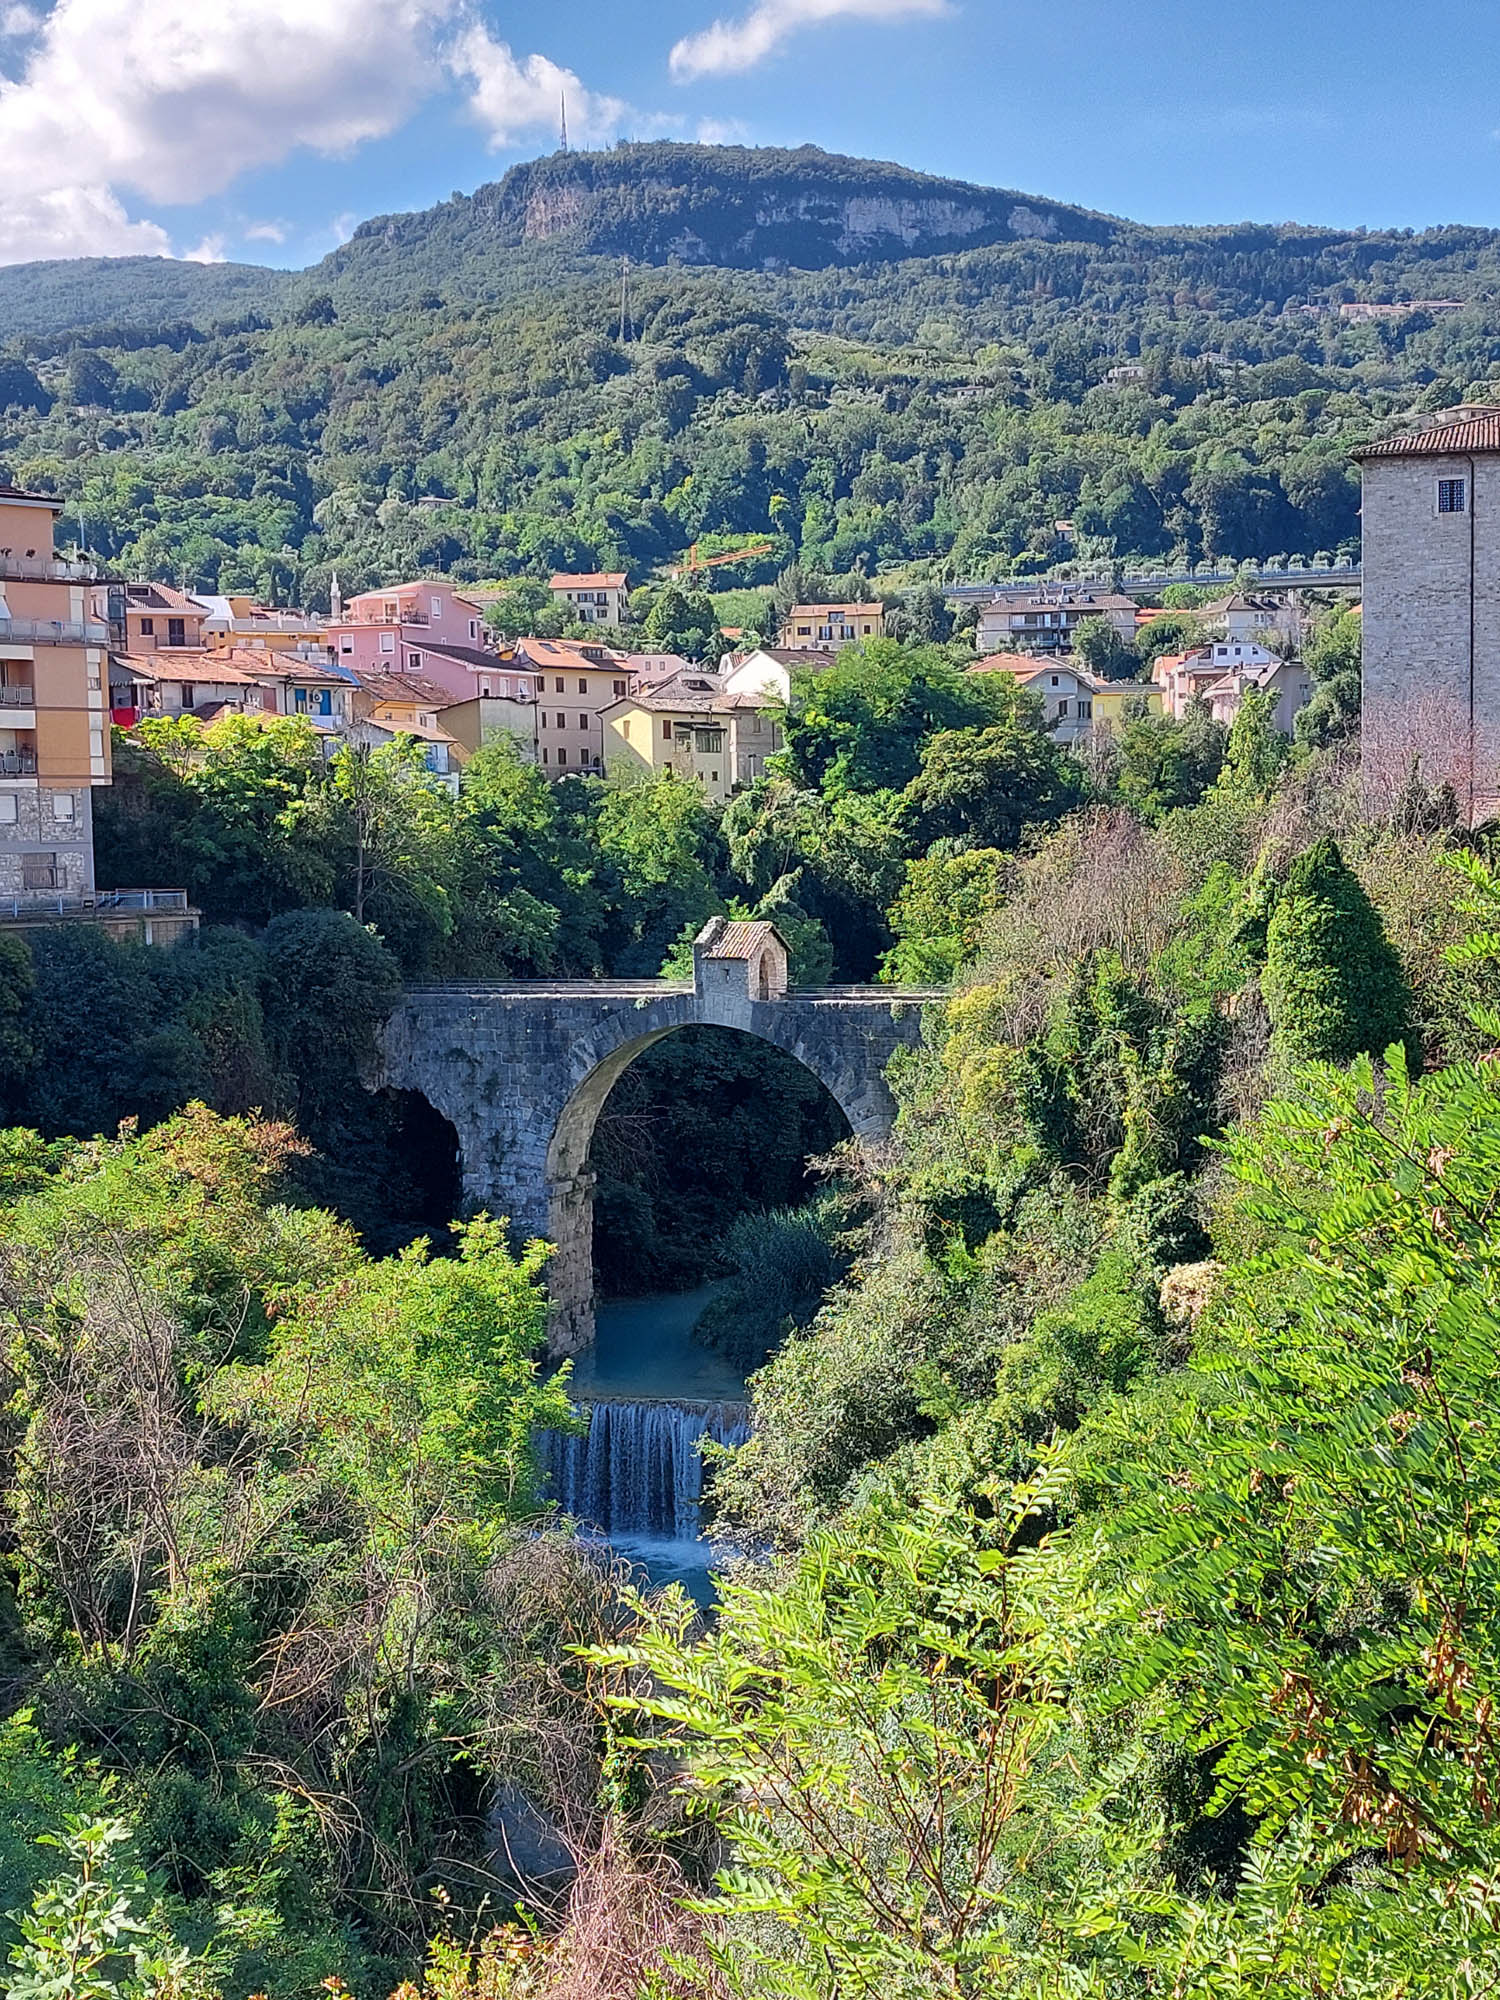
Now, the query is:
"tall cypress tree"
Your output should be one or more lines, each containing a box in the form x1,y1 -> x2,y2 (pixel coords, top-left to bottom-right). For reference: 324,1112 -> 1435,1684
1262,838 -> 1416,1067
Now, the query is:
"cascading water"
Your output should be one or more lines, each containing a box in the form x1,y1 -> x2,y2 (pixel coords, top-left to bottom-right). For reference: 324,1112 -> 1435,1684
541,1397 -> 750,1542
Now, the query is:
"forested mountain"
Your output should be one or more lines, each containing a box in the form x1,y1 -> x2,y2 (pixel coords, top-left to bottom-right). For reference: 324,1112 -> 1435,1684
0,141 -> 1498,593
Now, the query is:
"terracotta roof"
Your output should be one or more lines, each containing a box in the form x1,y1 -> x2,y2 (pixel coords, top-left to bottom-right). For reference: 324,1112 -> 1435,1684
517,637 -> 623,670
745,647 -> 838,669
350,670 -> 456,706
703,919 -> 780,961
1353,407 -> 1500,459
969,651 -> 1048,677
986,589 -> 1137,614
125,581 -> 203,615
0,485 -> 61,510
112,649 -> 263,686
550,571 -> 627,590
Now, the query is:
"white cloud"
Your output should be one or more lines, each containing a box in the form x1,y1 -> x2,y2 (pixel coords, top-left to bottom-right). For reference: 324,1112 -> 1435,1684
184,232 -> 226,262
670,0 -> 950,79
0,0 -> 456,263
448,22 -> 627,149
696,115 -> 751,144
0,5 -> 43,35
0,185 -> 170,261
245,218 -> 290,244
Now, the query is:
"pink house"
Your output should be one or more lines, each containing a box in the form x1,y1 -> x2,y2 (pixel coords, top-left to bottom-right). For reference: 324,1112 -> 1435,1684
329,582 -> 494,702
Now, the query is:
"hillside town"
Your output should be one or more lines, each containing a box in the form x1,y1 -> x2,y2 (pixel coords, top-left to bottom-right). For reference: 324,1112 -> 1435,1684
0,453 -> 1410,939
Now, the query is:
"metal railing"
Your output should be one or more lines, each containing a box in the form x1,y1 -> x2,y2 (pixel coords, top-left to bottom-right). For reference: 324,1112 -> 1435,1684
0,616 -> 108,645
0,685 -> 34,706
0,553 -> 98,583
342,609 -> 429,627
0,753 -> 38,776
0,887 -> 190,921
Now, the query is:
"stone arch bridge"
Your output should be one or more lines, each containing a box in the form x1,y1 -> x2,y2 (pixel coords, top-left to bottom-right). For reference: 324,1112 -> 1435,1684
376,919 -> 938,1352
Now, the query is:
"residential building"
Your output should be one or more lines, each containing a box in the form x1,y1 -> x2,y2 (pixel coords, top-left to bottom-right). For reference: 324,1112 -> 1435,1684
1354,407 -> 1500,822
0,486 -> 110,899
195,594 -> 332,658
779,603 -> 884,650
977,588 -> 1137,657
720,646 -> 838,705
343,671 -> 466,789
550,571 -> 629,626
109,651 -> 268,723
968,652 -> 1100,743
254,650 -> 356,728
718,691 -> 784,786
1088,681 -> 1163,732
1201,657 -> 1313,736
518,638 -> 630,777
115,581 -> 209,655
601,670 -> 736,802
438,693 -> 539,764
330,581 -> 491,698
1152,640 -> 1282,721
1196,591 -> 1285,643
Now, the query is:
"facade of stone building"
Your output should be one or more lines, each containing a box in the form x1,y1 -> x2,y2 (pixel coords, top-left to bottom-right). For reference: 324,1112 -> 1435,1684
1356,407 -> 1500,823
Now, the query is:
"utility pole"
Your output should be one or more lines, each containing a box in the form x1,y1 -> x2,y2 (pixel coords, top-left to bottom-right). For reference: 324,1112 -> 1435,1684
618,256 -> 631,344
559,90 -> 569,153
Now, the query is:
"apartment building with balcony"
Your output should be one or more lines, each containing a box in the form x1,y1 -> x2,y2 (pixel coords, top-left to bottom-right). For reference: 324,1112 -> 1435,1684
116,581 -> 209,654
976,588 -> 1137,657
549,570 -> 629,626
780,603 -> 885,650
330,581 -> 491,698
0,486 -> 110,898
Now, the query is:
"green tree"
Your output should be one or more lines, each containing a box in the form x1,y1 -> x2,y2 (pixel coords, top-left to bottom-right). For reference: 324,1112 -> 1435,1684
1219,690 -> 1289,800
901,706 -> 1087,853
1114,704 -> 1225,821
780,641 -> 1001,797
260,907 -> 401,1125
1071,615 -> 1138,681
881,847 -> 1010,985
1260,838 -> 1416,1067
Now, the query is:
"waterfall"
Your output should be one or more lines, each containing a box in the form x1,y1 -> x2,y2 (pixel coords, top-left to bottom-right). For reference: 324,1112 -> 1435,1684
541,1397 -> 750,1542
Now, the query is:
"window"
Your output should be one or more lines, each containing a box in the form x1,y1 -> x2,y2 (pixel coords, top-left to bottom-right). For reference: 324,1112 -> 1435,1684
662,719 -> 673,740
1056,699 -> 1069,718
167,618 -> 185,647
1050,676 -> 1060,687
139,617 -> 154,635
542,747 -> 549,765
554,677 -> 564,692
578,677 -> 588,693
22,855 -> 56,890
613,679 -> 626,696
1080,699 -> 1093,720
409,651 -> 422,670
578,713 -> 588,729
430,597 -> 441,619
340,640 -> 353,654
0,795 -> 16,824
557,746 -> 567,765
1438,477 -> 1468,514
380,632 -> 395,654
469,620 -> 477,640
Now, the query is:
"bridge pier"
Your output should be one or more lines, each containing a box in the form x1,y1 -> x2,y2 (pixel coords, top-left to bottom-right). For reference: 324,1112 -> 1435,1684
375,921 -> 936,1356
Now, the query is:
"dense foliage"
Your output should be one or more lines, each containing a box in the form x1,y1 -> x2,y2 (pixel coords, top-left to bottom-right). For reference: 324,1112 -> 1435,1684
8,144 -> 1500,600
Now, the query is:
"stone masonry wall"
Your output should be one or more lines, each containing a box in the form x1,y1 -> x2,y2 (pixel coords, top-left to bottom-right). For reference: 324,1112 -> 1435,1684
1362,451 -> 1500,821
376,979 -> 931,1353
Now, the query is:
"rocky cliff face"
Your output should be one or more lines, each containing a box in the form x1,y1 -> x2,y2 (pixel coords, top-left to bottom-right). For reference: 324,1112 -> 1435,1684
482,142 -> 1118,269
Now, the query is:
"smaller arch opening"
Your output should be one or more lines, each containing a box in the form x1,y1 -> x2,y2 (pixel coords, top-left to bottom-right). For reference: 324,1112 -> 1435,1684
363,1088 -> 463,1253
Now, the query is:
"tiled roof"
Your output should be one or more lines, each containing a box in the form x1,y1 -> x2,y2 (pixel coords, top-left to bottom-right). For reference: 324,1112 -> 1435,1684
746,647 -> 838,669
0,485 -> 61,508
1353,408 -> 1500,458
988,590 -> 1137,613
609,670 -> 726,715
784,603 -> 881,620
125,581 -> 203,614
112,649 -> 263,686
350,670 -> 456,706
969,651 -> 1047,677
550,571 -> 627,590
517,637 -> 623,670
703,919 -> 780,961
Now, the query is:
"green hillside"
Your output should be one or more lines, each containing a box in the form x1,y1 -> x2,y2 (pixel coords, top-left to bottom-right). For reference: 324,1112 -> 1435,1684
0,141 -> 1497,593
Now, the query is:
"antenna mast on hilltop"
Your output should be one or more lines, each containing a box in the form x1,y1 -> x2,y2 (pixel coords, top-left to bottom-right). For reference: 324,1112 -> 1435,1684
559,90 -> 569,153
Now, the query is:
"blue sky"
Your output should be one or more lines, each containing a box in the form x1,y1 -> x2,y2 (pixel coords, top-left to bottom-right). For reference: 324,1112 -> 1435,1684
0,0 -> 1497,268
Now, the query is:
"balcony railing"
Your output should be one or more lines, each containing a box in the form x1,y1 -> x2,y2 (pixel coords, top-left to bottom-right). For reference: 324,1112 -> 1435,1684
0,552 -> 98,584
0,753 -> 38,776
0,685 -> 34,706
0,616 -> 108,645
0,887 -> 192,922
342,608 -> 429,627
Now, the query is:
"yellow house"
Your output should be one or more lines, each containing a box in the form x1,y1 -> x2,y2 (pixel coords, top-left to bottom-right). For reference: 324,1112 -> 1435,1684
602,668 -> 734,803
1089,682 -> 1163,731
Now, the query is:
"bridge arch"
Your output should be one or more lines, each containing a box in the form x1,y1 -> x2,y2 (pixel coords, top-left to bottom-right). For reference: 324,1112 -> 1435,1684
375,921 -> 936,1353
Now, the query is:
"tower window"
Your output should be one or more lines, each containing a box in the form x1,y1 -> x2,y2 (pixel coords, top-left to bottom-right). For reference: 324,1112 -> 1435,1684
1438,477 -> 1468,514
